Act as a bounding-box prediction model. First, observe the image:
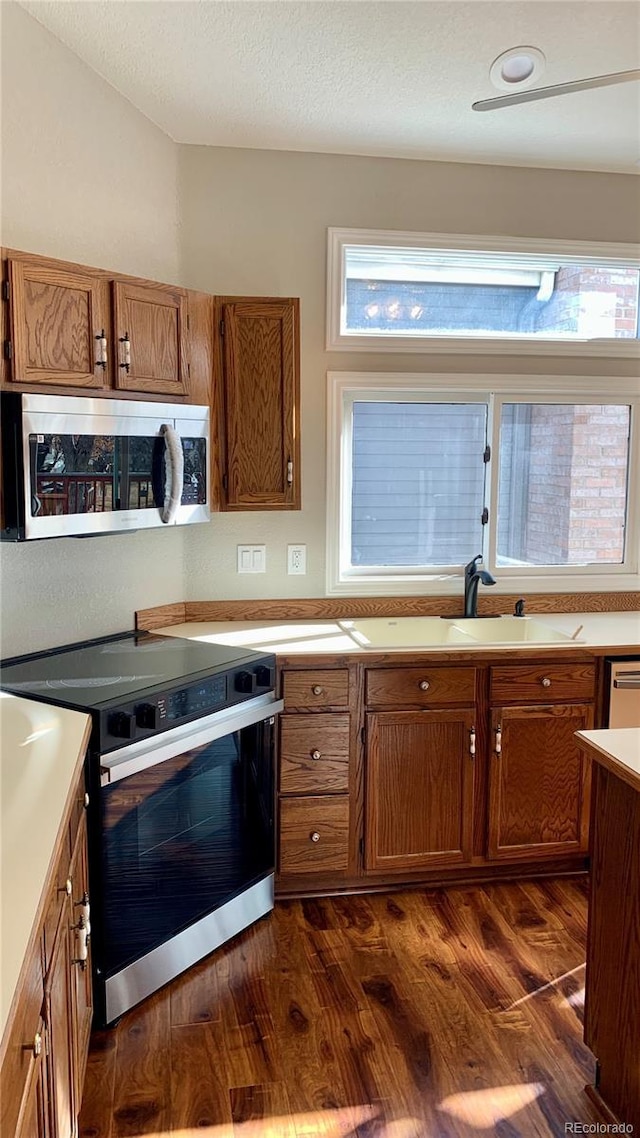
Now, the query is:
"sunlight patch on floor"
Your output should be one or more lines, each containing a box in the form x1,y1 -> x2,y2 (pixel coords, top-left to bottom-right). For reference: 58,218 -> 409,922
137,1104 -> 427,1138
437,1082 -> 546,1128
503,962 -> 585,1010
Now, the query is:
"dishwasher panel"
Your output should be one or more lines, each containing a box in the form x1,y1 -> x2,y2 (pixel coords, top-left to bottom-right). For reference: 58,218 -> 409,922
607,659 -> 640,728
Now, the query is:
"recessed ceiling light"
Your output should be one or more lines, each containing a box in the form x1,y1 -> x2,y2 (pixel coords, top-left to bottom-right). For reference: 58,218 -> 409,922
490,46 -> 546,92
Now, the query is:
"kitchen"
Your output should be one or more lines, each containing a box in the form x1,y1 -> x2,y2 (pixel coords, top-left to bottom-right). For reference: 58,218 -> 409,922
1,1 -> 639,1136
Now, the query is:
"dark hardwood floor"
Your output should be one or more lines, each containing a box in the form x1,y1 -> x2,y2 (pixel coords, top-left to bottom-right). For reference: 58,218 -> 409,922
79,876 -> 604,1138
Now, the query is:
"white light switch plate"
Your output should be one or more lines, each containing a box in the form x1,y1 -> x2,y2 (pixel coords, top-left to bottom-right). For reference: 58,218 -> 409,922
287,544 -> 307,574
237,544 -> 266,573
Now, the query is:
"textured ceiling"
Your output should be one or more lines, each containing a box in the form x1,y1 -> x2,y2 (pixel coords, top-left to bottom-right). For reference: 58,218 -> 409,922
18,0 -> 640,173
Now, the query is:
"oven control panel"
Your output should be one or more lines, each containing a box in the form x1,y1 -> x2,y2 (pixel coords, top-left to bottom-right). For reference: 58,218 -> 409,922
100,657 -> 276,751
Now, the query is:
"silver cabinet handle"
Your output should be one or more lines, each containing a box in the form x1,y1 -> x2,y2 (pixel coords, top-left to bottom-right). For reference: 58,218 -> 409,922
469,727 -> 476,757
312,685 -> 323,696
310,749 -> 321,760
84,792 -> 90,808
119,331 -> 131,372
95,329 -> 107,370
541,677 -> 552,688
495,724 -> 502,755
419,680 -> 430,691
613,677 -> 640,689
310,831 -> 320,843
287,457 -> 293,485
59,878 -> 72,896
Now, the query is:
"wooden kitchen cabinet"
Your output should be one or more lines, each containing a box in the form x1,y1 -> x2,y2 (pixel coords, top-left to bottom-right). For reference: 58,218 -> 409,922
112,279 -> 189,397
6,257 -> 110,389
487,661 -> 595,861
216,297 -> 300,510
2,250 -> 196,402
0,769 -> 92,1138
277,666 -> 354,884
365,709 -> 476,872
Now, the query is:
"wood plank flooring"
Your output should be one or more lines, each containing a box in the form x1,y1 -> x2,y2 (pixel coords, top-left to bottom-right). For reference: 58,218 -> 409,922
79,876 -> 604,1138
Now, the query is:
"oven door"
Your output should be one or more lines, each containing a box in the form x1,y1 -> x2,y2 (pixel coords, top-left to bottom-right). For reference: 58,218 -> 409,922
17,394 -> 209,539
95,694 -> 282,1023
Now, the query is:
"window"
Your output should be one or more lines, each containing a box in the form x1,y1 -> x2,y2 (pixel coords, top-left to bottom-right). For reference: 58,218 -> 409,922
327,230 -> 640,356
327,373 -> 639,594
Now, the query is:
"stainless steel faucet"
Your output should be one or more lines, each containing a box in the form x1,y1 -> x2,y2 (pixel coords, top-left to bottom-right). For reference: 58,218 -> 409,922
463,554 -> 496,618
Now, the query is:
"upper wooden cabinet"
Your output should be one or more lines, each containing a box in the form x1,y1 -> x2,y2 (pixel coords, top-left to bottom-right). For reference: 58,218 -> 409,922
2,251 -> 194,402
6,257 -> 110,389
217,298 -> 300,510
113,279 -> 189,397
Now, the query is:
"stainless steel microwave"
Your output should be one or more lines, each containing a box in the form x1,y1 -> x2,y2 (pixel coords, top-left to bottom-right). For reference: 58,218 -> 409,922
1,393 -> 210,540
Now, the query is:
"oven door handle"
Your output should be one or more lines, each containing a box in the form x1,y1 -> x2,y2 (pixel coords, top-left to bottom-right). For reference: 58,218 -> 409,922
100,696 -> 284,786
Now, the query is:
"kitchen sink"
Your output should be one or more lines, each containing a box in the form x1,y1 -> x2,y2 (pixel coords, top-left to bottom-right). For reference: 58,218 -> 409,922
338,615 -> 582,649
338,617 -> 477,648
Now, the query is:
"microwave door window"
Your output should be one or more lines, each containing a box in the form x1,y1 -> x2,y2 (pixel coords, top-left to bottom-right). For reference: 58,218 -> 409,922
181,437 -> 207,505
29,433 -> 118,516
119,435 -> 162,511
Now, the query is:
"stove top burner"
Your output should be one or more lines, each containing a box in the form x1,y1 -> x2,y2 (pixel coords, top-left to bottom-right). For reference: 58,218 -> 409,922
0,630 -> 272,711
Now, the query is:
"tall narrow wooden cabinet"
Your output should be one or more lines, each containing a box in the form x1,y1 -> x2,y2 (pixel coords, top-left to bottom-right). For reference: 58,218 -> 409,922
218,298 -> 300,510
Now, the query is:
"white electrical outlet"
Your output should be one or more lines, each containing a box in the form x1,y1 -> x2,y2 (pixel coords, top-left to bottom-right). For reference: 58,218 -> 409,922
287,544 -> 307,574
237,545 -> 266,573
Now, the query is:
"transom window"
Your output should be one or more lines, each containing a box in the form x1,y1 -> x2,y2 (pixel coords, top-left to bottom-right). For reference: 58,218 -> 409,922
327,230 -> 640,356
326,373 -> 639,595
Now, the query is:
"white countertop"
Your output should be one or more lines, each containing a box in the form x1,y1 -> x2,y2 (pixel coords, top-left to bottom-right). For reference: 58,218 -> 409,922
0,693 -> 90,1040
576,727 -> 640,793
153,611 -> 640,655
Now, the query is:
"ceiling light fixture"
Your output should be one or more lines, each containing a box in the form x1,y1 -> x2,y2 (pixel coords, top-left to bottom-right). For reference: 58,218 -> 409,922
490,46 -> 546,92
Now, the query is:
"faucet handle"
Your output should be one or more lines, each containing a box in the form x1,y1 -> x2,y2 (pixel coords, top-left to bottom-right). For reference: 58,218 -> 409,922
464,554 -> 484,576
514,598 -> 526,617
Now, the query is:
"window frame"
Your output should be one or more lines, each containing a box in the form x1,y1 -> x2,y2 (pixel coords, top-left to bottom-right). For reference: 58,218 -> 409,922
326,228 -> 640,357
326,371 -> 640,597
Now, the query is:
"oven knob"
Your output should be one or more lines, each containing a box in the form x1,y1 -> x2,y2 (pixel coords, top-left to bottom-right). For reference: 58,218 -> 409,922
255,665 -> 274,688
235,670 -> 257,693
135,703 -> 160,730
108,712 -> 137,740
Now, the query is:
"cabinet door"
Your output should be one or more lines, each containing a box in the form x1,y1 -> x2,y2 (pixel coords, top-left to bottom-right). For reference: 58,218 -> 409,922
220,299 -> 300,509
15,1024 -> 50,1138
70,816 -> 92,1108
7,258 -> 109,388
365,709 -> 475,872
113,279 -> 189,396
45,897 -> 77,1138
487,703 -> 593,860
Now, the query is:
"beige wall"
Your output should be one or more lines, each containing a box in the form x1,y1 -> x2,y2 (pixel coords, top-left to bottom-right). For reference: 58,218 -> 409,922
0,4 -> 184,656
179,145 -> 640,602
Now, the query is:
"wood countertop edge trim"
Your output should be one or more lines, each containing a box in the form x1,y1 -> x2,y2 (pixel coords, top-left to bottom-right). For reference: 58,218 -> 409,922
577,733 -> 640,794
0,716 -> 91,1062
136,592 -> 640,630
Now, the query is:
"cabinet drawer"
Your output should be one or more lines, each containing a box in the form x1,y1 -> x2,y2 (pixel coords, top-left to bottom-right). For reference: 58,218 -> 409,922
280,714 -> 350,794
490,662 -> 596,704
366,666 -> 476,709
279,796 -> 349,874
282,669 -> 349,710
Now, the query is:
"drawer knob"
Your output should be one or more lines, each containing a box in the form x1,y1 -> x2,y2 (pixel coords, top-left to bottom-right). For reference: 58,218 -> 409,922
541,677 -> 552,688
419,680 -> 430,691
310,749 -> 322,761
312,685 -> 324,696
59,878 -> 72,897
83,792 -> 90,809
310,831 -> 321,843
